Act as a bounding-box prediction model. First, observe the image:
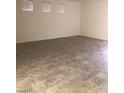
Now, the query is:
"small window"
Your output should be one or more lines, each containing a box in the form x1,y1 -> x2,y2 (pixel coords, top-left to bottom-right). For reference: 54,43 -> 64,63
22,0 -> 33,11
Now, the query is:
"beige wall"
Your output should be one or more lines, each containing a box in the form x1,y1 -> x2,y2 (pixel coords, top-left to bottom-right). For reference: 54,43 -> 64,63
16,0 -> 81,43
17,0 -> 108,43
81,0 -> 108,40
